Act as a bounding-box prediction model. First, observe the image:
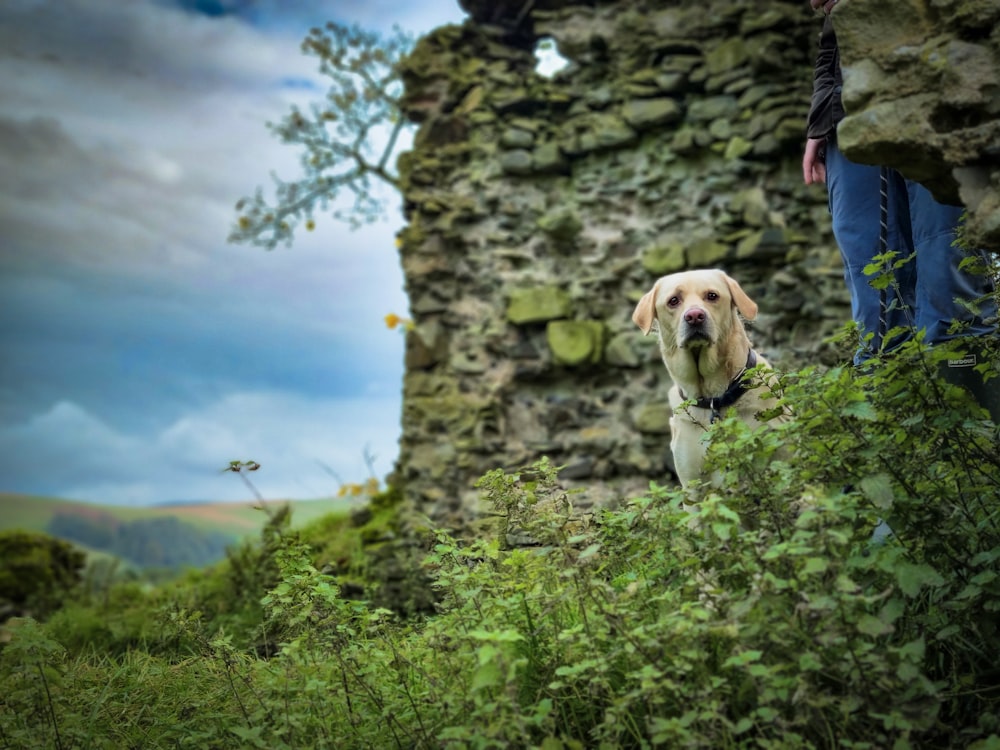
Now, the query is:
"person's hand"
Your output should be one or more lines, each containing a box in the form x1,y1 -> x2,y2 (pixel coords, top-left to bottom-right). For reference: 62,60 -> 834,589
803,138 -> 827,185
810,0 -> 839,13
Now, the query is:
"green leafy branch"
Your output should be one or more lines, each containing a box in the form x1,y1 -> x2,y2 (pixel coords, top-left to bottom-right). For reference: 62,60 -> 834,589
230,22 -> 414,250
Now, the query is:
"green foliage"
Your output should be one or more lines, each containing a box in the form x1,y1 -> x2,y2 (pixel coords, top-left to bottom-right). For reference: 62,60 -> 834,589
702,334 -> 1000,742
0,530 -> 85,620
230,22 -> 414,249
2,342 -> 999,747
475,455 -> 577,549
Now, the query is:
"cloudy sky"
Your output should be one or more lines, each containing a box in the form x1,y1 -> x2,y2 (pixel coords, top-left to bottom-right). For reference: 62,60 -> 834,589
0,0 -> 466,505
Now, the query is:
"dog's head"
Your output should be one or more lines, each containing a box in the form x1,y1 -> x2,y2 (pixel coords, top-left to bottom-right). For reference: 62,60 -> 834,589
631,268 -> 758,352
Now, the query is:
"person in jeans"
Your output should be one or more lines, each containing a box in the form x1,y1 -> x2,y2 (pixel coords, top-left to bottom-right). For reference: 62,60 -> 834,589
802,0 -> 996,366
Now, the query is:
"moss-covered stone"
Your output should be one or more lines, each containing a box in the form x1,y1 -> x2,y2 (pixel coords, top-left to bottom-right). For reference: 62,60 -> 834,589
405,323 -> 448,370
737,84 -> 782,109
499,149 -> 534,174
708,118 -> 733,141
687,95 -> 738,122
507,285 -> 572,324
735,227 -> 789,259
604,333 -> 642,367
500,127 -> 536,149
671,125 -> 701,154
724,135 -> 754,160
532,142 -> 569,174
655,71 -> 689,93
704,38 -> 749,76
546,320 -> 606,365
687,237 -> 731,266
537,207 -> 583,242
632,402 -> 673,434
622,98 -> 683,130
730,187 -> 768,226
560,113 -> 637,156
642,241 -> 686,275
741,9 -> 785,33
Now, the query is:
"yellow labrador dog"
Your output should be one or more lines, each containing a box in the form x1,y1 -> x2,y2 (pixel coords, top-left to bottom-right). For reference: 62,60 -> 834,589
632,268 -> 781,488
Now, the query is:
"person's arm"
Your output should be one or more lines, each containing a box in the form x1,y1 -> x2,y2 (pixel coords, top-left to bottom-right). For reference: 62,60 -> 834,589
806,14 -> 840,140
803,12 -> 840,184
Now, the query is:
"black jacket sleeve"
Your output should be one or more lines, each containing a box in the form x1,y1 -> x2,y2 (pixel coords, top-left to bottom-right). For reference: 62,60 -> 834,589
806,15 -> 844,140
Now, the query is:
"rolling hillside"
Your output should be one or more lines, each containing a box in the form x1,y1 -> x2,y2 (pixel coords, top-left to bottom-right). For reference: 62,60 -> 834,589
0,492 -> 357,539
0,492 -> 361,568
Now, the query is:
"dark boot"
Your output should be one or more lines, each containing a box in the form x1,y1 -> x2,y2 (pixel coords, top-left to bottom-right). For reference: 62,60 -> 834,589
937,342 -> 1000,424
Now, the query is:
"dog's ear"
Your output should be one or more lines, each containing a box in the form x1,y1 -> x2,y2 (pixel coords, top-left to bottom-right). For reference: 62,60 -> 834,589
632,282 -> 660,335
724,274 -> 758,321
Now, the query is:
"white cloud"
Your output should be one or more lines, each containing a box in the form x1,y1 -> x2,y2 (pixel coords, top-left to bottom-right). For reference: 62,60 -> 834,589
0,0 -> 463,504
0,392 -> 402,505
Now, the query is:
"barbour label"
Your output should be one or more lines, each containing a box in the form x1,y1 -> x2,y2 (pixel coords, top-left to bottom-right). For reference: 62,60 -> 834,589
947,355 -> 978,368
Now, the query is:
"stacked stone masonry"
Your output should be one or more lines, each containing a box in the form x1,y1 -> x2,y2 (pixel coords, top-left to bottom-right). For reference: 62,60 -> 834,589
833,0 -> 1000,248
389,0 -> 998,529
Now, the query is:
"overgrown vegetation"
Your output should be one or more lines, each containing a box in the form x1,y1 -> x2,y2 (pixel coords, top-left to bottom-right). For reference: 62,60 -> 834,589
2,335 -> 999,749
0,531 -> 85,622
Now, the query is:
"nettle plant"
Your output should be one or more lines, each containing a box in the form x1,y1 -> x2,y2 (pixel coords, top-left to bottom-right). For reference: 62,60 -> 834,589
702,332 -> 1000,742
408,335 -> 1000,748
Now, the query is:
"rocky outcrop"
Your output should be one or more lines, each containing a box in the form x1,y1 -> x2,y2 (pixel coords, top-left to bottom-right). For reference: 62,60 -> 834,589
834,0 -> 1000,248
392,0 -> 854,527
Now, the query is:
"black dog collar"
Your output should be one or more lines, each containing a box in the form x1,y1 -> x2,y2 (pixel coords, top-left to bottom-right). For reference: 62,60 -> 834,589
679,349 -> 759,424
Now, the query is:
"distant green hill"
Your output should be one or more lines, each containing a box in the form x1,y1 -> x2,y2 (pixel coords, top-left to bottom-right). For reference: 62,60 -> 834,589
0,493 -> 355,536
0,493 -> 358,568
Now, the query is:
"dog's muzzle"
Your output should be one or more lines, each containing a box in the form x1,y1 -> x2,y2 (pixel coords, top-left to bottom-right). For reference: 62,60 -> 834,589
680,307 -> 712,347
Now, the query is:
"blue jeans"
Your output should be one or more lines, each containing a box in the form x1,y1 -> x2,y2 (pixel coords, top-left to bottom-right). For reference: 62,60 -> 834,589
825,141 -> 996,363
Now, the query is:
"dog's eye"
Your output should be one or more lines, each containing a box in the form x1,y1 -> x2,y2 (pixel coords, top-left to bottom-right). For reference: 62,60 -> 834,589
667,296 -> 680,308
706,291 -> 720,302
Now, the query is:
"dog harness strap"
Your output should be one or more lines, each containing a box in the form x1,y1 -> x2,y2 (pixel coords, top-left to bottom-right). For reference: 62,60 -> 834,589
680,349 -> 758,423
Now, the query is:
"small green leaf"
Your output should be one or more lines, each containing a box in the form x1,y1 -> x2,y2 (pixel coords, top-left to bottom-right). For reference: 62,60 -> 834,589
471,661 -> 502,691
711,522 -> 732,541
859,473 -> 894,510
968,736 -> 1000,750
723,649 -> 763,668
801,557 -> 829,575
842,400 -> 878,420
733,717 -> 754,735
935,624 -> 961,641
799,652 -> 823,671
476,643 -> 501,666
879,596 -> 906,625
857,614 -> 894,637
898,637 -> 925,661
971,569 -> 997,586
895,562 -> 945,597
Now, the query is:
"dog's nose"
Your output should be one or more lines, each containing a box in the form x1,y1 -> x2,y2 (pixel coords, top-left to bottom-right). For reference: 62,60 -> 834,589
684,308 -> 707,326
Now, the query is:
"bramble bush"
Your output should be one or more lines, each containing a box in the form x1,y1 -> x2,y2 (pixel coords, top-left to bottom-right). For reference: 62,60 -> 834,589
1,335 -> 998,748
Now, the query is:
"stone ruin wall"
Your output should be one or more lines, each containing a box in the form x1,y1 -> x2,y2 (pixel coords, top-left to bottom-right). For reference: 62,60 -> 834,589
387,0 -> 1000,529
832,0 -> 1000,249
